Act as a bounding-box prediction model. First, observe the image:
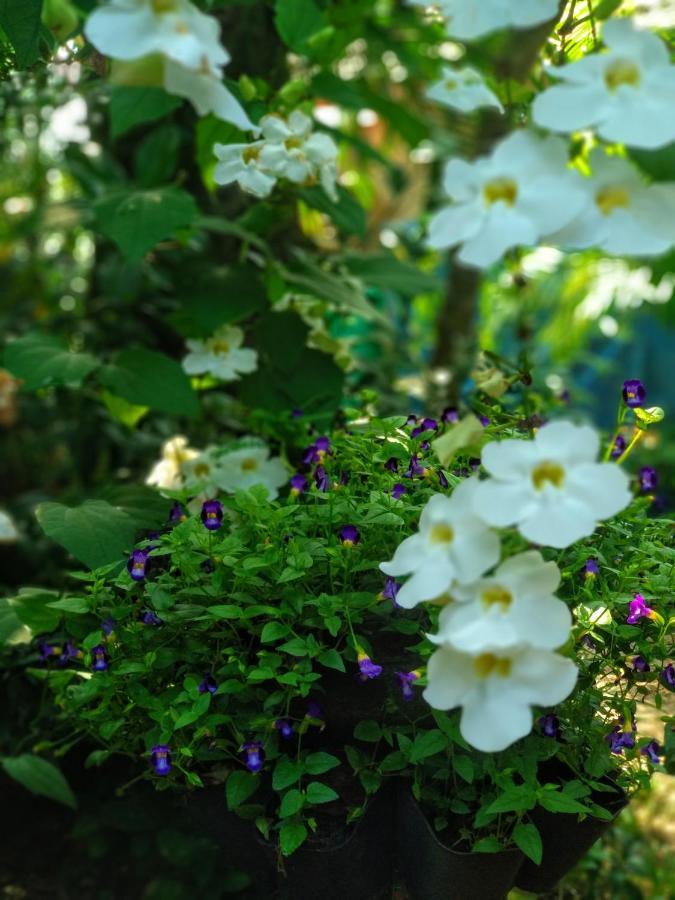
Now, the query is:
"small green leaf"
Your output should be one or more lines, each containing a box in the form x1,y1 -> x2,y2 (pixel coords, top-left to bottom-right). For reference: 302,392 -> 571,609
306,781 -> 339,805
317,648 -> 345,672
206,605 -> 242,620
305,752 -> 341,776
409,730 -> 447,763
274,0 -> 326,53
46,597 -> 90,614
98,348 -> 199,418
279,788 -> 305,818
0,0 -> 43,68
538,790 -> 591,814
4,333 -> 99,392
226,770 -> 259,810
2,755 -> 77,809
279,819 -> 308,856
353,720 -> 382,742
110,86 -> 182,139
273,758 -> 303,791
36,500 -> 137,570
473,836 -> 504,854
260,621 -> 289,642
513,822 -> 543,865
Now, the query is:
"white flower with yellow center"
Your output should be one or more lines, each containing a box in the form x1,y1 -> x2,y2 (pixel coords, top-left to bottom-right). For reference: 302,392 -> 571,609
182,325 -> 258,382
182,447 -> 224,496
427,130 -> 588,269
408,0 -> 559,41
532,18 -> 675,149
432,551 -> 571,653
146,435 -> 198,490
426,66 -> 503,113
473,421 -> 632,549
85,0 -> 257,131
423,643 -> 578,752
379,479 -> 500,609
215,445 -> 289,500
547,151 -> 675,257
257,111 -> 339,200
213,142 -> 276,198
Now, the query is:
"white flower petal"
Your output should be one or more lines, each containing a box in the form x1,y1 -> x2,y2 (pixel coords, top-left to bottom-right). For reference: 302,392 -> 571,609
380,533 -> 426,577
472,478 -> 535,527
510,650 -> 578,707
532,84 -> 605,132
457,206 -> 537,269
481,438 -> 538,480
508,594 -> 572,650
519,493 -> 597,548
497,550 -> 561,596
534,421 -> 599,464
426,202 -> 484,250
423,646 -> 475,710
565,463 -> 632,520
459,688 -> 533,753
451,527 -> 501,585
395,555 -> 457,609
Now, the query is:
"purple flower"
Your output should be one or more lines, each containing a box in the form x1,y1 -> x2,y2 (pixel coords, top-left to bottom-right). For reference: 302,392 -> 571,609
631,655 -> 650,673
660,663 -> 675,690
142,610 -> 162,626
403,455 -> 428,479
582,558 -> 600,579
39,640 -> 60,662
580,634 -> 597,650
289,473 -> 308,495
558,389 -> 571,404
102,617 -> 116,637
419,440 -> 431,452
606,717 -> 636,754
314,465 -> 330,492
291,407 -> 303,419
201,499 -> 224,531
60,640 -> 82,664
641,740 -> 661,765
357,651 -> 383,681
437,470 -> 449,489
169,501 -> 185,523
627,594 -> 656,625
380,576 -> 401,605
274,719 -> 294,740
396,671 -> 419,701
411,417 -> 438,438
392,483 -> 406,500
441,407 -> 459,424
198,673 -> 218,694
479,416 -> 490,427
384,457 -> 399,473
151,745 -> 172,776
303,436 -> 331,464
610,435 -> 626,460
340,524 -> 360,546
638,466 -> 658,493
622,379 -> 646,409
127,549 -> 149,581
92,645 -> 109,672
305,699 -> 325,724
241,740 -> 265,773
539,713 -> 560,739
405,414 -> 418,427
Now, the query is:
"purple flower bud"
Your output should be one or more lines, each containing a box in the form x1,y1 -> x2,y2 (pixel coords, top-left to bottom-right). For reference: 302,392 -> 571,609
289,473 -> 308,495
405,414 -> 418,427
241,740 -> 264,773
582,558 -> 600,579
641,740 -> 661,765
419,440 -> 430,452
291,407 -> 303,419
610,435 -> 626,460
538,713 -> 560,739
411,418 -> 438,438
631,655 -> 650,673
92,645 -> 109,672
396,671 -> 419,701
169,501 -> 185,523
627,594 -> 655,625
305,699 -> 325,724
638,466 -> 658,493
661,663 -> 675,690
392,483 -> 406,500
201,499 -> 224,531
127,549 -> 149,581
580,634 -> 596,650
339,524 -> 360,546
151,745 -> 171,776
622,379 -> 646,409
403,455 -> 427,479
380,576 -> 401,605
357,651 -> 383,681
315,436 -> 331,454
441,407 -> 459,424
437,469 -> 449,489
60,640 -> 82,665
479,416 -> 490,427
314,465 -> 330,492
198,673 -> 218,694
102,617 -> 116,637
274,719 -> 294,740
142,610 -> 162,626
384,457 -> 399,473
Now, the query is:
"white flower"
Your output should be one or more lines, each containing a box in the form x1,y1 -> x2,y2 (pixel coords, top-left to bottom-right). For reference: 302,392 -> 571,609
379,479 -> 500,609
431,551 -> 571,653
547,151 -> 675,257
0,510 -> 19,543
532,18 -> 675,149
182,447 -> 225,496
85,0 -> 256,131
473,421 -> 632,549
182,325 -> 258,381
427,130 -> 588,269
423,643 -> 578,752
213,142 -> 276,198
408,0 -> 559,41
426,66 -> 503,113
146,435 -> 198,490
215,445 -> 288,499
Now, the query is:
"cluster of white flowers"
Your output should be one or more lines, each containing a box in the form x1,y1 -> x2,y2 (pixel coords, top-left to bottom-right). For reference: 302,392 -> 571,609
425,66 -> 503,114
408,0 -> 559,41
146,436 -> 288,501
182,325 -> 258,382
380,421 -> 632,751
85,0 -> 256,131
213,110 -> 339,200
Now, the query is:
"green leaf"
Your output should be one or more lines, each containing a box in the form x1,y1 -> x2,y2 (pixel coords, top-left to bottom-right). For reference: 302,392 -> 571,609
0,598 -> 29,645
272,758 -> 303,791
9,588 -> 62,633
453,755 -> 474,784
340,253 -> 441,297
4,333 -> 99,391
101,390 -> 149,428
109,86 -> 182,139
2,755 -> 77,809
278,638 -> 308,657
35,500 -> 137,569
538,790 -> 591,814
94,187 -> 199,261
353,720 -> 382,743
98,485 -> 172,530
260,621 -> 290,642
473,836 -> 504,854
274,0 -> 326,53
487,787 -> 537,815
174,693 -> 211,729
409,729 -> 447,763
279,819 -> 308,856
98,348 -> 199,418
305,781 -> 339,805
279,788 -> 305,818
298,185 -> 367,238
513,822 -> 543,865
226,770 -> 259,810
206,605 -> 242,620
317,649 -> 345,672
304,752 -> 341,776
0,0 -> 43,68
46,597 -> 90,614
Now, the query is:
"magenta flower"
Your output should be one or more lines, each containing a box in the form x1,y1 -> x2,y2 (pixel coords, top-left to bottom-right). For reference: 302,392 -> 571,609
396,671 -> 419,701
357,650 -> 383,680
201,499 -> 224,531
339,524 -> 360,546
392,483 -> 406,500
151,745 -> 172,776
241,740 -> 265,773
627,594 -> 656,624
127,549 -> 149,581
622,379 -> 646,408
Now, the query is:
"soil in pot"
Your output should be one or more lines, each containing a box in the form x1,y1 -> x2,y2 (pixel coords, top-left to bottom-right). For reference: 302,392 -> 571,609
396,786 -> 524,900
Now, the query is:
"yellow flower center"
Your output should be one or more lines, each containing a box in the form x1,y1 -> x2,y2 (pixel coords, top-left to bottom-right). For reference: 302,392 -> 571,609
474,654 -> 512,679
604,59 -> 641,91
194,463 -> 211,478
532,460 -> 565,491
481,585 -> 513,611
243,146 -> 261,164
241,458 -> 258,472
595,186 -> 631,216
429,523 -> 454,545
152,0 -> 178,11
211,340 -> 230,355
483,177 -> 518,207
444,79 -> 458,90
285,136 -> 304,150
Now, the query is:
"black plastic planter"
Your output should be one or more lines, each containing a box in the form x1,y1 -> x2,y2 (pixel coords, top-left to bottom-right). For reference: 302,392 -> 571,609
396,788 -> 525,900
514,775 -> 628,894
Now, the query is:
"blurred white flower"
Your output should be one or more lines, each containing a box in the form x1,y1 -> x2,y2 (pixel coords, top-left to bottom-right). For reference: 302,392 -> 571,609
85,0 -> 256,130
146,435 -> 198,490
408,0 -> 559,41
216,445 -> 289,499
379,480 -> 500,609
532,17 -> 675,149
423,643 -> 577,751
426,66 -> 503,113
0,510 -> 19,543
182,325 -> 258,382
427,130 -> 587,268
473,421 -> 632,548
548,151 -> 675,257
182,447 -> 225,496
432,551 -> 571,653
213,142 -> 276,198
42,96 -> 90,154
